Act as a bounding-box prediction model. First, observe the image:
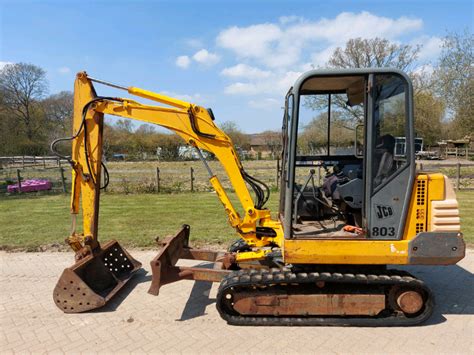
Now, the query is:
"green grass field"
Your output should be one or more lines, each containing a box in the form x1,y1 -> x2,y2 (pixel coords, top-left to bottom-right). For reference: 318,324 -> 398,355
0,190 -> 472,251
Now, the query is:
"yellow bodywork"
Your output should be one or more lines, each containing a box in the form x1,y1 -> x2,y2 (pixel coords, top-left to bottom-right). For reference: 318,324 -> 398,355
283,173 -> 461,265
68,72 -> 283,252
68,72 -> 461,266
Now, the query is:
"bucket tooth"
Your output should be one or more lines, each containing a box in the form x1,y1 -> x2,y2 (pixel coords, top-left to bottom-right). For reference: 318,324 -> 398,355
53,240 -> 141,313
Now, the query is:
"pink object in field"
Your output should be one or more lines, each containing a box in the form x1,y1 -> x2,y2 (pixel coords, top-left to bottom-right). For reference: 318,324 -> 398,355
7,179 -> 52,193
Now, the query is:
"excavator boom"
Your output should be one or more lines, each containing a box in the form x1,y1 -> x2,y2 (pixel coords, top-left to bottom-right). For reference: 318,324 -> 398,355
53,72 -> 281,312
53,70 -> 464,326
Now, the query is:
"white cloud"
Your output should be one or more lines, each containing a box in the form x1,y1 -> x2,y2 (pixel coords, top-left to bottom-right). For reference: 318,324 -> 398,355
279,15 -> 303,25
310,45 -> 338,68
185,38 -> 203,48
217,23 -> 282,59
192,49 -> 220,65
176,55 -> 191,69
161,91 -> 205,104
0,61 -> 13,69
224,70 -> 302,96
224,82 -> 258,95
248,98 -> 280,110
214,11 -> 432,99
288,12 -> 422,43
217,12 -> 423,70
412,36 -> 443,61
58,66 -> 71,74
221,64 -> 271,79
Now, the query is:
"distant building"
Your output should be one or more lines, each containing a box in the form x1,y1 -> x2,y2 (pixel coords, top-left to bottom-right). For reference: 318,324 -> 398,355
248,132 -> 281,159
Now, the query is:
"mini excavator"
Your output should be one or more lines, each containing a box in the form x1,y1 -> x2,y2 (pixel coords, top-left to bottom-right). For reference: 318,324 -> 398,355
52,69 -> 465,326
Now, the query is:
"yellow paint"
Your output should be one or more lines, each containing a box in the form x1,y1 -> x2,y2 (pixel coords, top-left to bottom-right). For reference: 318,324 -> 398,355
68,72 -> 283,249
235,249 -> 272,262
283,239 -> 409,264
68,71 -> 461,266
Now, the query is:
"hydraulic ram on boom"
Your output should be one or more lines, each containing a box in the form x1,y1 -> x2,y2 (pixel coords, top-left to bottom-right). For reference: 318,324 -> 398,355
53,69 -> 465,326
52,72 -> 282,313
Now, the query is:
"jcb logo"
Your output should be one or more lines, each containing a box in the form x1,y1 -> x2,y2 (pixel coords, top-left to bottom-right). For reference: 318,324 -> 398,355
376,205 -> 393,219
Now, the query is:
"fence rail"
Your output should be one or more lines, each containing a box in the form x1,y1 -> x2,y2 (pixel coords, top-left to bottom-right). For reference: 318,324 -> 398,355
0,155 -> 69,169
1,157 -> 473,194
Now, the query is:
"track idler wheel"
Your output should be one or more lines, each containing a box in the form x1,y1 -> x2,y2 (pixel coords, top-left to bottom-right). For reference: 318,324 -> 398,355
388,285 -> 427,317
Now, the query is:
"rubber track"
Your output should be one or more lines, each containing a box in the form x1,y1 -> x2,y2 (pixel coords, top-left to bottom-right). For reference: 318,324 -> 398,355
216,268 -> 434,326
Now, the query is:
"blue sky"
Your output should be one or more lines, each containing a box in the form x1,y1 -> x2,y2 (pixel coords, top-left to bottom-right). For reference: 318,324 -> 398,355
0,0 -> 472,133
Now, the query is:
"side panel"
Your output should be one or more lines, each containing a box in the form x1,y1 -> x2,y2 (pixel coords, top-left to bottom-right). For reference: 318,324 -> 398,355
369,167 -> 412,239
284,239 -> 409,264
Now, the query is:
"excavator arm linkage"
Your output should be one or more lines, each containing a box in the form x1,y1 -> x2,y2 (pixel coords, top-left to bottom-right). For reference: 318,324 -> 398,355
53,72 -> 282,313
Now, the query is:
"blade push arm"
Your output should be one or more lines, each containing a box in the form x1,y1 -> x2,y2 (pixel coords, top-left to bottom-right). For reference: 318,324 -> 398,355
68,72 -> 282,252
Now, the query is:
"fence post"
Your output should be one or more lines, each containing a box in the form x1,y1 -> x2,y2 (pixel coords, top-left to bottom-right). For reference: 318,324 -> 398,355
456,162 -> 461,191
156,167 -> 160,193
60,167 -> 67,193
276,158 -> 280,186
16,169 -> 22,193
33,156 -> 36,166
22,155 -> 25,169
43,156 -> 46,168
190,167 -> 194,192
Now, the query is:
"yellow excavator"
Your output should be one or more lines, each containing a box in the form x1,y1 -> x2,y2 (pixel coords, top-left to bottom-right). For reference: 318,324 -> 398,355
52,69 -> 465,326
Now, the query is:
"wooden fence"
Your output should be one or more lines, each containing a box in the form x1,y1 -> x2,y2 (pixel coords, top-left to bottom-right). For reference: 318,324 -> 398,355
417,162 -> 474,191
0,155 -> 69,169
1,156 -> 473,194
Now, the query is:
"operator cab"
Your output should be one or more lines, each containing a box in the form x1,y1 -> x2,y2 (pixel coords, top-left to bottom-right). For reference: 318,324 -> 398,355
280,69 -> 415,240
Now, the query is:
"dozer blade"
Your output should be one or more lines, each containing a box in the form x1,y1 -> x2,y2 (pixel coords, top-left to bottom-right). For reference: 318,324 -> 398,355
53,240 -> 141,313
148,224 -> 232,296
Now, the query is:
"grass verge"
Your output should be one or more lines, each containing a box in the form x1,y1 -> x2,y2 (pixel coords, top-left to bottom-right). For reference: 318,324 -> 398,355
0,190 -> 472,251
0,192 -> 278,250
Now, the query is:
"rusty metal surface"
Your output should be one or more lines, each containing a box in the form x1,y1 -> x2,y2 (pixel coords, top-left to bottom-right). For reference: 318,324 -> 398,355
53,240 -> 141,313
148,225 -> 232,296
232,292 -> 386,316
397,290 -> 423,314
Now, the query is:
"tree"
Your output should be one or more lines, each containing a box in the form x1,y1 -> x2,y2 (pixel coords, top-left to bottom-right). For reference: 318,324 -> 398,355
42,91 -> 74,149
435,30 -> 474,137
298,111 -> 354,155
43,91 -> 73,130
413,91 -> 444,146
328,38 -> 420,71
220,121 -> 251,149
0,63 -> 48,141
156,133 -> 181,160
306,38 -> 450,145
306,38 -> 421,123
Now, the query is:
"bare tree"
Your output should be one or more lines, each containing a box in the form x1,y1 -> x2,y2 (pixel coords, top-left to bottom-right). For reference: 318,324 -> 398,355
43,91 -> 73,130
329,38 -> 420,71
306,38 -> 421,124
0,63 -> 48,140
220,121 -> 251,149
435,30 -> 473,137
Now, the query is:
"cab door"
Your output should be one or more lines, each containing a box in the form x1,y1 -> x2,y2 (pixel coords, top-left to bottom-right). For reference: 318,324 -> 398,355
365,73 -> 415,240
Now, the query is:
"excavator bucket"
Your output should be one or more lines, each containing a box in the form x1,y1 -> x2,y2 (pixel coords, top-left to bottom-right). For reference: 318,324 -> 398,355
53,240 -> 141,313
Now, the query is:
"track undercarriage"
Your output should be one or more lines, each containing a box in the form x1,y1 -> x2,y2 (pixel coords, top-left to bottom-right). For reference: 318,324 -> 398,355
216,268 -> 433,326
54,225 -> 434,326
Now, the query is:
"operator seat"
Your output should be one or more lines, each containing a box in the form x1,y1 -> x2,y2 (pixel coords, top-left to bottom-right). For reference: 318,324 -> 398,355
374,134 -> 395,186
